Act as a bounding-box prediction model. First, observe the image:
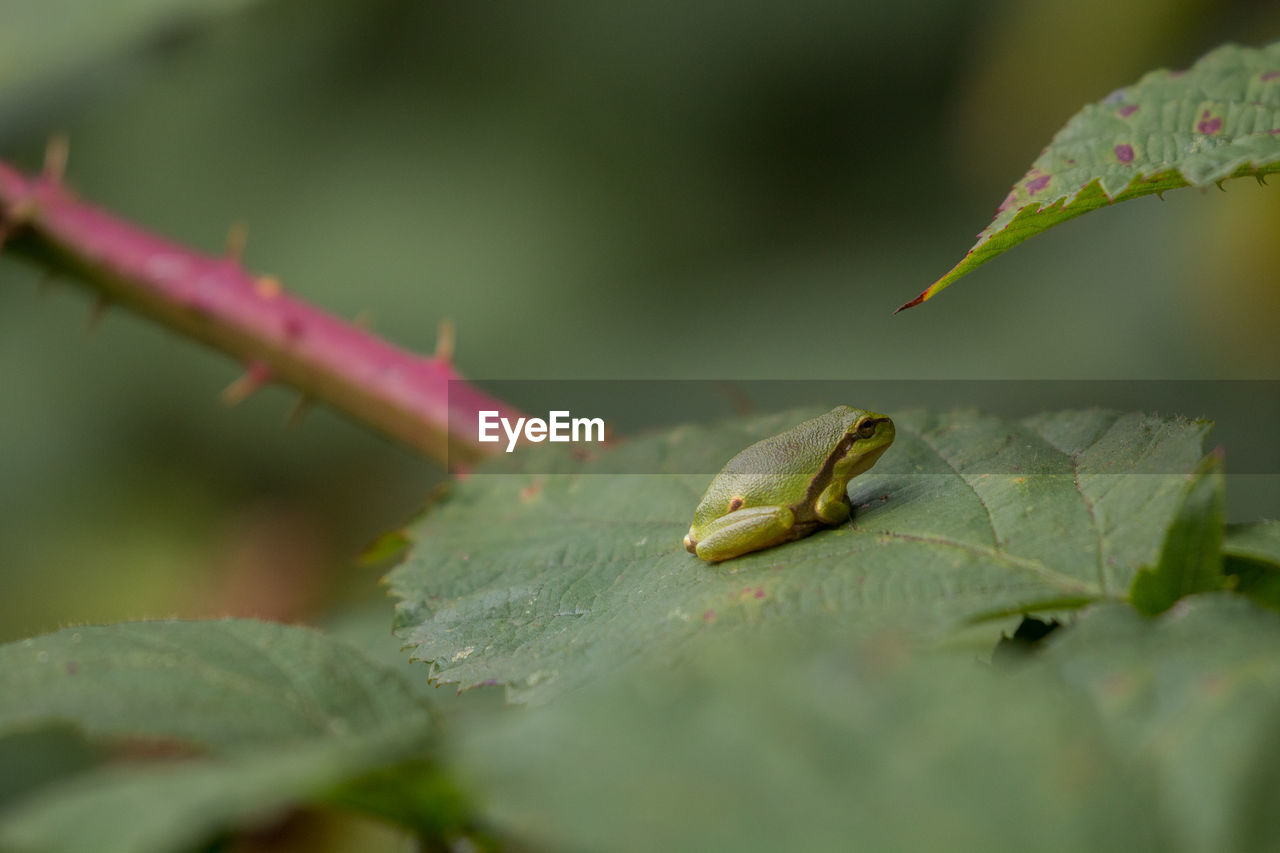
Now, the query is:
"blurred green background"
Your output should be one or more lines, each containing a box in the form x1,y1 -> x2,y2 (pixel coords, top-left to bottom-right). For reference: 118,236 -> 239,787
1,0 -> 1278,647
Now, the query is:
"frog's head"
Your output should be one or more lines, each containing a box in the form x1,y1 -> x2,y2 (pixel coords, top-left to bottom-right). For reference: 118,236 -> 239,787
830,408 -> 895,482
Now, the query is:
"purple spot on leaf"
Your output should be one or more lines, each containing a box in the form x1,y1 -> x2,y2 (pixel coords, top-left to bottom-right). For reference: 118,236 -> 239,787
1262,71 -> 1280,82
1026,174 -> 1050,195
1198,116 -> 1223,135
1118,105 -> 1139,117
1114,144 -> 1135,163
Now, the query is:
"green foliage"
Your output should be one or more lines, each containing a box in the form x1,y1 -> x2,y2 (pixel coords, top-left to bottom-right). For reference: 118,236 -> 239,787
1224,518 -> 1280,568
0,620 -> 451,853
1130,452 -> 1228,614
389,408 -> 1215,702
456,595 -> 1280,853
903,40 -> 1280,309
0,620 -> 428,747
0,731 -> 425,853
1223,520 -> 1280,610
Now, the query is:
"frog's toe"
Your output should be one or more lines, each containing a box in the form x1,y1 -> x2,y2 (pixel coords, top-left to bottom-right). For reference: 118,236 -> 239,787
683,532 -> 698,554
814,498 -> 851,525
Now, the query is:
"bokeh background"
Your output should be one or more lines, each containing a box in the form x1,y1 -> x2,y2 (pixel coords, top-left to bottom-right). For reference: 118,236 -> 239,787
2,1 -> 1278,651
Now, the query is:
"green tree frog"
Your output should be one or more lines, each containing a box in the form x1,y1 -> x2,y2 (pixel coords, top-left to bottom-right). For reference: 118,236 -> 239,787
683,407 -> 895,562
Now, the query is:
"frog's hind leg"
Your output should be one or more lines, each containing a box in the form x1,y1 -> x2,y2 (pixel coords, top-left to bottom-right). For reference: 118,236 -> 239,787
813,481 -> 851,525
693,505 -> 795,562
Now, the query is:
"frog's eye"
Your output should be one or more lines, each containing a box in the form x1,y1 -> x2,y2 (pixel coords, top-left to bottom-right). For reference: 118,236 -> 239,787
728,496 -> 745,512
855,418 -> 878,439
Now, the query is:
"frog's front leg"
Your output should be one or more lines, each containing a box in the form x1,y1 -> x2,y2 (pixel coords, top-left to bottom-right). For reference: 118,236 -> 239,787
813,481 -> 851,525
688,505 -> 795,563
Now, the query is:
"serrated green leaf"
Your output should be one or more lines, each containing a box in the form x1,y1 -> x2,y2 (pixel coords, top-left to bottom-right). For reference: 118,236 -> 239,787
1130,452 -> 1227,615
899,41 -> 1280,310
0,620 -> 442,853
389,408 -> 1212,702
455,595 -> 1280,853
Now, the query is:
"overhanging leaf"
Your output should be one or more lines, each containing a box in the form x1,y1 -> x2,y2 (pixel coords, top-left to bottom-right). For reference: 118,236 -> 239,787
389,408 -> 1212,702
1129,452 -> 1227,615
899,41 -> 1280,310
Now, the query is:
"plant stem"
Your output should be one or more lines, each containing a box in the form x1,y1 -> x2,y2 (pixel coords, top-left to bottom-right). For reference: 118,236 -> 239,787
0,158 -> 519,467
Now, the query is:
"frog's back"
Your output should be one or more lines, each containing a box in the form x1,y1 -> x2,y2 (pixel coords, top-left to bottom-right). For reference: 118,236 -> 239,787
693,407 -> 860,522
723,410 -> 852,478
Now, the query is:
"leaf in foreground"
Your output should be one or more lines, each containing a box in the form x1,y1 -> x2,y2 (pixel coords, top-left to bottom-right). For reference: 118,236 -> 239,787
1040,596 -> 1280,852
0,620 -> 442,853
0,729 -> 423,853
899,40 -> 1280,310
456,595 -> 1280,853
389,407 -> 1211,702
0,619 -> 426,748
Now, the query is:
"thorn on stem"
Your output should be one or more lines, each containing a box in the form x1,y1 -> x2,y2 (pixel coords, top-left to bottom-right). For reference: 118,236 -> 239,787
85,295 -> 110,334
43,134 -> 69,184
1215,179 -> 1227,192
6,199 -> 36,227
1257,174 -> 1269,187
435,317 -> 456,362
225,221 -> 248,263
221,361 -> 272,406
1156,191 -> 1165,201
255,275 -> 282,300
